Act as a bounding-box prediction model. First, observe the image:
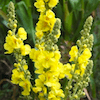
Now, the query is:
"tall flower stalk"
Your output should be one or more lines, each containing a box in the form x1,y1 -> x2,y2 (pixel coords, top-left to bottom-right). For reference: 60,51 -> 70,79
64,16 -> 94,100
4,2 -> 32,97
29,0 -> 65,99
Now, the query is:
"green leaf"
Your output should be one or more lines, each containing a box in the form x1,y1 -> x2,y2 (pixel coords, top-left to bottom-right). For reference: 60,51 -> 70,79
90,73 -> 97,99
0,9 -> 8,21
84,0 -> 100,17
16,1 -> 35,46
64,12 -> 73,39
69,0 -> 80,10
54,2 -> 63,21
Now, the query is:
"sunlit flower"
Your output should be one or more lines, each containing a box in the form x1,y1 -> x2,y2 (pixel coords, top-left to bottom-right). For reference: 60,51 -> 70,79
4,34 -> 23,54
19,79 -> 31,95
20,44 -> 31,56
48,0 -> 59,8
34,0 -> 46,12
17,27 -> 27,40
69,46 -> 78,62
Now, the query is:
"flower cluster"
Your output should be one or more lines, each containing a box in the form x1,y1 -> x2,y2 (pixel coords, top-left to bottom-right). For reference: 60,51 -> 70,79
4,27 -> 30,55
4,1 -> 94,100
11,62 -> 31,95
29,0 -> 68,100
34,0 -> 61,51
64,16 -> 94,100
4,2 -> 31,96
34,0 -> 59,12
30,49 -> 65,99
30,0 -> 94,99
69,16 -> 93,76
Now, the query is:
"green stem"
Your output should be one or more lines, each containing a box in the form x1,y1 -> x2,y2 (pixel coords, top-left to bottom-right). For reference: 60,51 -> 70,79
64,79 -> 72,100
62,0 -> 70,39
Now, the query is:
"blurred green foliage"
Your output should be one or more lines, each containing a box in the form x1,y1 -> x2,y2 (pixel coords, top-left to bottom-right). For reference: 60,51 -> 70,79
0,0 -> 100,99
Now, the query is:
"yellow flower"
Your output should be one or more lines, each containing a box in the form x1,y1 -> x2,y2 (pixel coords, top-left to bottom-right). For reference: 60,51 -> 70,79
80,64 -> 86,76
45,10 -> 55,20
44,0 -> 49,2
19,79 -> 31,95
20,44 -> 31,56
38,50 -> 55,68
4,35 -> 23,54
17,27 -> 27,40
64,63 -> 75,79
69,46 -> 78,62
78,48 -> 91,76
55,89 -> 65,98
54,51 -> 61,61
35,62 -> 44,74
32,87 -> 42,93
43,86 -> 47,95
45,10 -> 56,31
35,79 -> 44,87
11,68 -> 24,84
36,19 -> 50,32
38,74 -> 45,82
48,0 -> 59,8
29,49 -> 41,62
78,48 -> 91,65
44,72 -> 56,87
34,0 -> 46,12
51,82 -> 61,90
35,31 -> 44,39
48,91 -> 56,99
33,75 -> 46,93
57,62 -> 65,79
36,10 -> 56,32
78,48 -> 91,64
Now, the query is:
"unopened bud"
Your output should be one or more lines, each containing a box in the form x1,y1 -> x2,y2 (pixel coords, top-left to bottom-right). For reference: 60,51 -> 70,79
13,24 -> 17,28
8,30 -> 12,35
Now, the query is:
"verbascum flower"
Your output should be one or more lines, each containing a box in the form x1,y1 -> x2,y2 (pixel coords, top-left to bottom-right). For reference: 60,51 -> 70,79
78,48 -> 91,76
48,0 -> 59,8
69,46 -> 78,62
35,31 -> 44,39
78,48 -> 91,65
11,68 -> 25,84
20,44 -> 31,56
36,10 -> 56,32
64,63 -> 74,79
17,27 -> 27,40
34,0 -> 46,12
4,34 -> 23,54
19,79 -> 31,95
34,0 -> 59,12
29,48 -> 41,62
11,62 -> 31,96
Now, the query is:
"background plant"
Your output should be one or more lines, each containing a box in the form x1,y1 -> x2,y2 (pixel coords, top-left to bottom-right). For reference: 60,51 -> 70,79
0,0 -> 100,100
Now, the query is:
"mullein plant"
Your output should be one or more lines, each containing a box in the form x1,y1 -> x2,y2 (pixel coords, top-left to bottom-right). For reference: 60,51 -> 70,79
4,2 -> 31,96
4,1 -> 94,100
